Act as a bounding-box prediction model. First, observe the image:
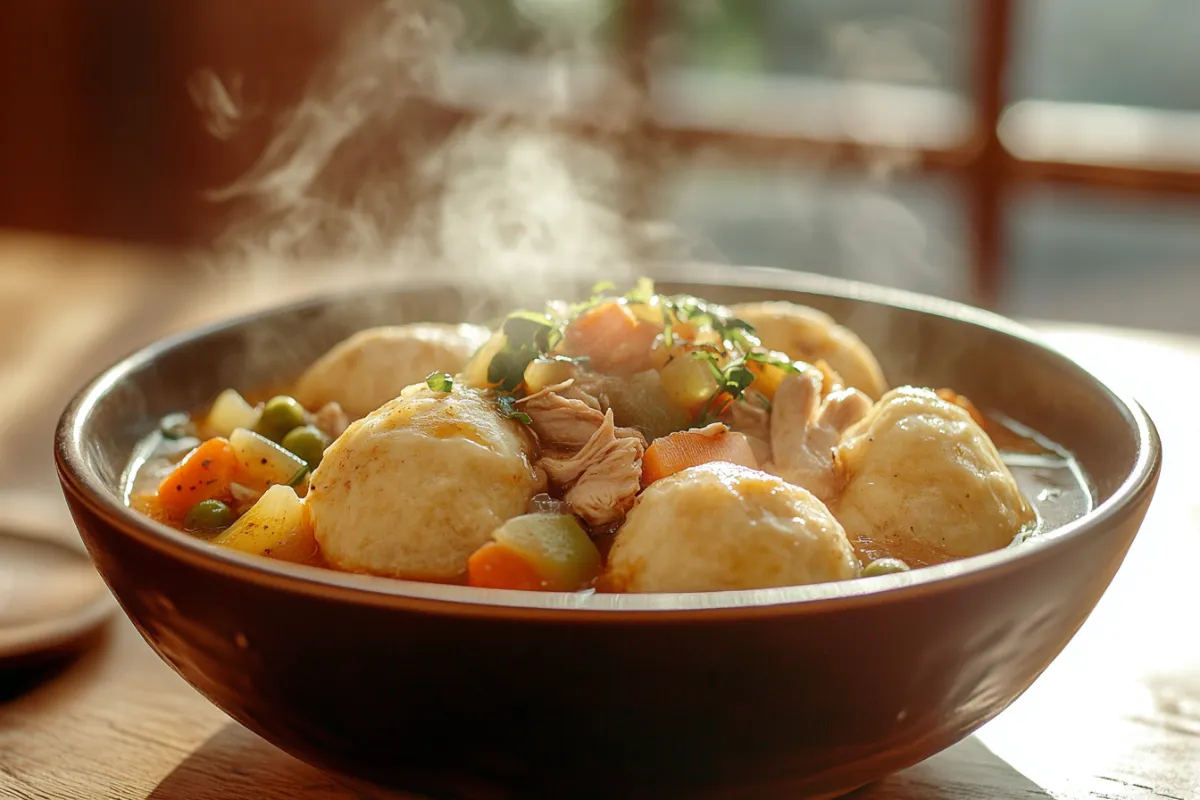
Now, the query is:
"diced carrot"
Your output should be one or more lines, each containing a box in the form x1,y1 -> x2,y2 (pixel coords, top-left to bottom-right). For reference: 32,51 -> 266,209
748,356 -> 841,400
490,514 -> 602,591
155,437 -> 238,519
563,301 -> 661,375
466,542 -> 546,591
936,388 -> 987,428
641,428 -> 759,487
746,357 -> 791,400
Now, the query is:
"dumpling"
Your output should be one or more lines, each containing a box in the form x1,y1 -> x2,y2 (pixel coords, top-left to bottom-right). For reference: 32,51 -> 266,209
832,387 -> 1035,562
294,323 -> 492,418
306,384 -> 545,580
604,462 -> 860,593
731,301 -> 888,399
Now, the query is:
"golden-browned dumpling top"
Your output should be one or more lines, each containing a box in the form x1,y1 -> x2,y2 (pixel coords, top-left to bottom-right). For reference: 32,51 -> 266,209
832,387 -> 1035,561
306,384 -> 545,580
731,301 -> 888,399
294,323 -> 492,418
605,462 -> 860,593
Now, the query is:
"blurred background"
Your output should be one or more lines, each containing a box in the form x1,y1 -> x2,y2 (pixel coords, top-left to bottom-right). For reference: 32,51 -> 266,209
2,0 -> 1199,330
5,6 -> 1199,793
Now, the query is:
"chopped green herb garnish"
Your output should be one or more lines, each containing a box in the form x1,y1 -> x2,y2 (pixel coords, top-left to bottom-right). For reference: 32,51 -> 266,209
745,350 -> 801,373
501,312 -> 556,352
660,297 -> 677,347
693,393 -> 734,428
568,278 -> 641,317
623,277 -> 657,305
656,294 -> 761,351
694,350 -> 725,383
485,312 -> 560,391
691,351 -> 753,398
480,278 -> 764,415
686,348 -> 757,425
425,372 -> 454,393
496,393 -> 533,425
488,349 -> 532,392
721,362 -> 755,396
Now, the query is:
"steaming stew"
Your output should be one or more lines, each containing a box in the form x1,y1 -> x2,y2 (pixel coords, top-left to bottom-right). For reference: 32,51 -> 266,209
125,280 -> 1090,593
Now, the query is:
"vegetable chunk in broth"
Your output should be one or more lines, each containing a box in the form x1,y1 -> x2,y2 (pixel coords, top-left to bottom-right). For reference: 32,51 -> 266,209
124,279 -> 1091,594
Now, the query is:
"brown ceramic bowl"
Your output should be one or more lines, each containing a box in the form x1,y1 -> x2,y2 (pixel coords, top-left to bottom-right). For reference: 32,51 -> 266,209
56,265 -> 1160,799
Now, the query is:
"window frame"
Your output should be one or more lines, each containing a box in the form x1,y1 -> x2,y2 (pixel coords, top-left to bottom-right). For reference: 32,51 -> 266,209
602,0 -> 1200,308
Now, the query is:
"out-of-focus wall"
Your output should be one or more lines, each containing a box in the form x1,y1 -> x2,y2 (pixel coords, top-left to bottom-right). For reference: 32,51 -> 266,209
0,1 -> 370,249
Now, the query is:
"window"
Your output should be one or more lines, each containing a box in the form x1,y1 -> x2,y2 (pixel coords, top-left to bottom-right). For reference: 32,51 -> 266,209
442,0 -> 1200,328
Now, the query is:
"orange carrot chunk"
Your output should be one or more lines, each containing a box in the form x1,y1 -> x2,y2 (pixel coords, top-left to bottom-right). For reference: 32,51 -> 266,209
467,542 -> 546,591
563,301 -> 661,375
641,427 -> 759,487
155,437 -> 238,519
466,514 -> 603,592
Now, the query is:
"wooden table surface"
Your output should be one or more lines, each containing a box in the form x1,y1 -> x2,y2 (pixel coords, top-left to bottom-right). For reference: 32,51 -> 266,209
0,232 -> 1197,800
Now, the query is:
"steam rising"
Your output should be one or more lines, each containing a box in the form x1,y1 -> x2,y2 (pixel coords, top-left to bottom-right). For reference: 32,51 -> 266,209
193,0 -> 961,354
199,0 -> 686,310
176,0 -> 973,434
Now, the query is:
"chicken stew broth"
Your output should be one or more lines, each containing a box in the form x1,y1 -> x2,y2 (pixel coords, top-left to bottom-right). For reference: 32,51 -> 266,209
123,280 -> 1091,593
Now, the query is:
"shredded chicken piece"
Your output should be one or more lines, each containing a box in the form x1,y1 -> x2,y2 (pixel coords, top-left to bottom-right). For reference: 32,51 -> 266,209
518,380 -> 643,449
521,380 -> 601,411
728,392 -> 773,465
570,373 -> 613,413
689,422 -> 730,437
539,409 -> 645,527
312,402 -> 351,439
820,389 -> 874,434
812,359 -> 847,395
765,370 -> 872,501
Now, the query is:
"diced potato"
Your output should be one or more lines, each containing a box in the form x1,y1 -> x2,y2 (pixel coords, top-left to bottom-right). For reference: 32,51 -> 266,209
659,352 -> 719,414
207,389 -> 260,438
648,336 -> 674,370
229,428 -> 309,493
211,485 -> 316,563
460,329 -> 507,389
468,513 -> 602,591
592,371 -> 690,441
523,358 -> 579,394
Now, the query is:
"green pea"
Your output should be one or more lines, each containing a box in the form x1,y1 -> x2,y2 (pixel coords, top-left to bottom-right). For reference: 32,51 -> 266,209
254,396 -> 307,442
863,558 -> 911,577
185,499 -> 234,533
281,425 -> 331,468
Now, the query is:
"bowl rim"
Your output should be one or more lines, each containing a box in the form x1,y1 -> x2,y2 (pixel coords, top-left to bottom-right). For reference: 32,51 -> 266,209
55,263 -> 1162,620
